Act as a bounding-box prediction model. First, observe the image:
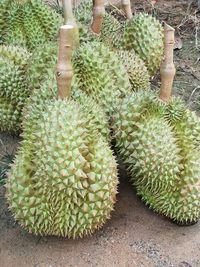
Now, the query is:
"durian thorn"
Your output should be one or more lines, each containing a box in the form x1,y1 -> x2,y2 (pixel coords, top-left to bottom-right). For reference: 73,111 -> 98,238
56,0 -> 77,99
159,23 -> 176,103
91,0 -> 105,35
121,0 -> 133,20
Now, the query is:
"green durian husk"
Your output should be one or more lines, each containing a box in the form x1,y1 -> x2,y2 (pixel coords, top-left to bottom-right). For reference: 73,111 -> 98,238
121,13 -> 164,76
23,72 -> 111,142
0,96 -> 23,133
27,42 -> 58,89
113,90 -> 200,224
27,41 -> 131,115
0,0 -> 62,50
0,0 -> 11,44
4,2 -> 27,47
0,45 -> 31,133
117,49 -> 150,90
0,44 -> 30,66
73,41 -> 131,115
73,0 -> 122,47
6,95 -> 118,238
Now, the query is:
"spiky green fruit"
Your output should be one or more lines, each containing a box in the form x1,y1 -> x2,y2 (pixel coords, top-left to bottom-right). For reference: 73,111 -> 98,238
117,50 -> 150,90
73,41 -> 131,114
113,90 -> 200,224
1,0 -> 62,50
121,13 -> 164,76
23,2 -> 47,50
0,45 -> 30,132
0,97 -> 23,132
0,45 -> 30,66
7,97 -> 118,238
0,0 -> 11,44
27,42 -> 57,89
23,73 -> 111,142
27,41 -> 131,116
74,0 -> 122,46
4,2 -> 27,47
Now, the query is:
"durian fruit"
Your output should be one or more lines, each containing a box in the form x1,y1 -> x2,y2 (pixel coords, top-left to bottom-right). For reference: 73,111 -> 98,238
0,97 -> 22,132
73,41 -> 131,114
23,1 -> 48,50
4,2 -> 27,47
27,42 -> 57,89
1,0 -> 62,50
117,49 -> 150,90
121,13 -> 164,76
27,40 -> 131,116
74,0 -> 122,47
0,45 -> 31,132
7,99 -> 118,237
23,73 -> 111,142
0,0 -> 11,44
113,24 -> 200,224
7,7 -> 118,237
113,90 -> 200,224
0,44 -> 30,66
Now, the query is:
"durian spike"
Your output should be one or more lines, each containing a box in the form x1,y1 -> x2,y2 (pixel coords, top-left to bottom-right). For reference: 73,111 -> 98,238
56,0 -> 77,99
159,23 -> 176,103
91,0 -> 105,34
121,0 -> 133,20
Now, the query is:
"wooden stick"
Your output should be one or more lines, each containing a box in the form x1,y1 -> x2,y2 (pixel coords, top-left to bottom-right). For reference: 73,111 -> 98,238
121,0 -> 133,20
159,23 -> 176,103
56,0 -> 76,99
91,0 -> 105,34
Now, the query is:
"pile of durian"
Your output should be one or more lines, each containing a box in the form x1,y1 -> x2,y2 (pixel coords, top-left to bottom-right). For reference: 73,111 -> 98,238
0,0 -> 199,238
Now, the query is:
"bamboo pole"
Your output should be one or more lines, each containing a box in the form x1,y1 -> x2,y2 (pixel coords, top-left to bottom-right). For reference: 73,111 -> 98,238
121,0 -> 133,20
56,0 -> 76,99
159,23 -> 176,103
91,0 -> 105,34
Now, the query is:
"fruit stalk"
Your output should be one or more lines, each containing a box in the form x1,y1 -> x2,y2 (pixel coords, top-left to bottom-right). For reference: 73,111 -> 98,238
159,23 -> 176,102
91,0 -> 105,34
121,0 -> 133,20
56,0 -> 75,99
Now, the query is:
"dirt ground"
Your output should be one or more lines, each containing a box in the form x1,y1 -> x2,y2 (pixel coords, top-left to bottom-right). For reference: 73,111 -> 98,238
0,1 -> 200,267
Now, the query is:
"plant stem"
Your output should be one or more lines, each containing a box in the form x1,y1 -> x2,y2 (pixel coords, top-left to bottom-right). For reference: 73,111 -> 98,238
121,0 -> 133,20
56,0 -> 77,99
91,0 -> 105,34
159,23 -> 176,103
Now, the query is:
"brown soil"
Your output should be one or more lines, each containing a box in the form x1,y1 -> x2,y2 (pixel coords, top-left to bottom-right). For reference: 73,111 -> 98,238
0,1 -> 200,266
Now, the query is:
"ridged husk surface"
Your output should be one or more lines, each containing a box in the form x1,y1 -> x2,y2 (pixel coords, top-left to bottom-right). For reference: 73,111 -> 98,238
27,41 -> 131,115
73,41 -> 131,115
117,49 -> 150,90
23,73 -> 111,142
27,42 -> 57,89
1,0 -> 62,50
0,45 -> 31,132
6,93 -> 118,237
121,13 -> 164,76
113,90 -> 200,224
74,0 -> 122,47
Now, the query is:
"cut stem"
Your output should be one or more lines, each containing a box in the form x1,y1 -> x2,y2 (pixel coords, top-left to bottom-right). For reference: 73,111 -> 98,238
91,0 -> 105,34
159,23 -> 176,103
121,0 -> 133,20
56,0 -> 77,99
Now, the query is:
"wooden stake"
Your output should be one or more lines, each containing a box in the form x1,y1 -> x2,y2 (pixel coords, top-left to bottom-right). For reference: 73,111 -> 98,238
56,0 -> 77,99
121,0 -> 133,20
159,23 -> 176,103
91,0 -> 105,34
